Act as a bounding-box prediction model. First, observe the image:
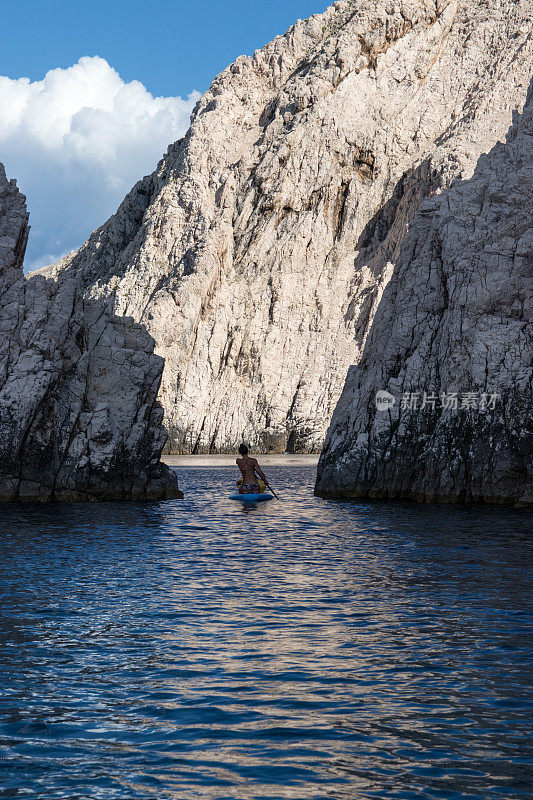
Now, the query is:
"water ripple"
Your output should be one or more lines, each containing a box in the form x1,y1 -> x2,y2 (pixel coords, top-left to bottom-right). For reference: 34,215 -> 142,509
0,464 -> 531,799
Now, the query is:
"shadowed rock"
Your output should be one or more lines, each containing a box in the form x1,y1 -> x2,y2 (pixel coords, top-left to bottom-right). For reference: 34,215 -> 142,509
315,85 -> 533,506
0,164 -> 182,502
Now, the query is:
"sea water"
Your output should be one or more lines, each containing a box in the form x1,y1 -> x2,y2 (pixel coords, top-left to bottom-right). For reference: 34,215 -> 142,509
0,459 -> 531,799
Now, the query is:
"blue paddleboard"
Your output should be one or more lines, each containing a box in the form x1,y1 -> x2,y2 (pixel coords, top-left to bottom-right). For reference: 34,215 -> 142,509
229,493 -> 273,502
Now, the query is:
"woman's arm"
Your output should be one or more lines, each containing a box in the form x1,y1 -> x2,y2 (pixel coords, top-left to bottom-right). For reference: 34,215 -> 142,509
253,459 -> 267,482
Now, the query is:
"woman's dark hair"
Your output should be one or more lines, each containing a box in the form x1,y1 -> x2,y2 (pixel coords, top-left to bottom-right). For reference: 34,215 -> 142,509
238,443 -> 249,456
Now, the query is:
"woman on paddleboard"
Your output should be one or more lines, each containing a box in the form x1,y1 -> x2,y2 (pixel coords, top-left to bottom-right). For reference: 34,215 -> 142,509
236,444 -> 268,494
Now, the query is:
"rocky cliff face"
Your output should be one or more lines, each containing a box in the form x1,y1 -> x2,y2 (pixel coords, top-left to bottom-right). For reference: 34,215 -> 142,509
316,85 -> 532,505
46,0 -> 532,454
0,164 -> 181,501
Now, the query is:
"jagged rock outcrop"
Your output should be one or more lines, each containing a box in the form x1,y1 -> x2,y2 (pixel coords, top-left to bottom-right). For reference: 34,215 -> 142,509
316,85 -> 533,505
0,164 -> 182,501
44,0 -> 532,453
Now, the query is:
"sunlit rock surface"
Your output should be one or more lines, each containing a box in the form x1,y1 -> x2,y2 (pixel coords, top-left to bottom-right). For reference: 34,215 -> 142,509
43,0 -> 532,454
315,86 -> 533,506
0,164 -> 182,502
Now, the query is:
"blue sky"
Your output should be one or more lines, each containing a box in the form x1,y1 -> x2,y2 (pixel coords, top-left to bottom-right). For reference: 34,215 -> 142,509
1,0 -> 330,268
2,0 -> 329,99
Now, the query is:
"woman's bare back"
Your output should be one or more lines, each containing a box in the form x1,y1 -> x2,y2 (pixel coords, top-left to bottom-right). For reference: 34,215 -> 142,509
236,455 -> 260,484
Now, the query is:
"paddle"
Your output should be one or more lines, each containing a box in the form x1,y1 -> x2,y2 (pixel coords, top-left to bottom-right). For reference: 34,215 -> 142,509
263,477 -> 279,499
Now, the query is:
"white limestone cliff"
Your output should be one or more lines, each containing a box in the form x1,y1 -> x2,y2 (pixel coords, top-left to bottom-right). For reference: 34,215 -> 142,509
0,164 -> 182,501
44,0 -> 532,455
315,85 -> 532,505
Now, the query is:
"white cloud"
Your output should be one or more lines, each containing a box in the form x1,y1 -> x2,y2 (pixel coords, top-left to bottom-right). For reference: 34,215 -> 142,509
0,56 -> 200,269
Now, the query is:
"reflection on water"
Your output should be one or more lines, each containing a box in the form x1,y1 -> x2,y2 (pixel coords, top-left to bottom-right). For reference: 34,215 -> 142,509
0,464 -> 531,799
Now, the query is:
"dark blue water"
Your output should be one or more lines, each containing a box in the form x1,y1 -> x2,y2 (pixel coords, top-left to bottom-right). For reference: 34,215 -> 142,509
0,463 -> 532,800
